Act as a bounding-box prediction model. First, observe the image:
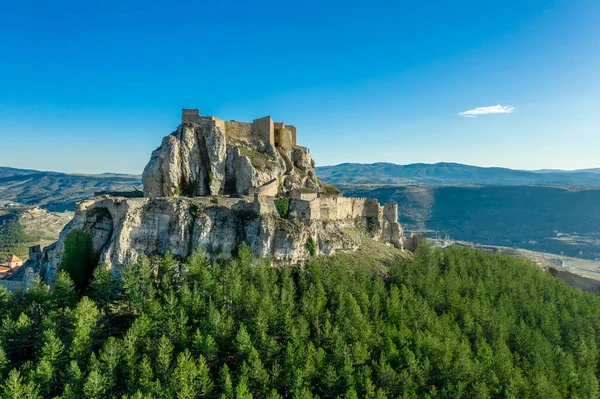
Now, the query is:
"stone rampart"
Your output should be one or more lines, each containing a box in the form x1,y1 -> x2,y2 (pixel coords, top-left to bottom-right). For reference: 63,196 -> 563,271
253,193 -> 277,215
280,128 -> 293,148
293,145 -> 309,154
289,196 -> 383,222
197,116 -> 226,131
225,120 -> 253,142
383,203 -> 399,223
288,125 -> 297,146
253,116 -> 274,145
274,123 -> 294,148
249,179 -> 279,197
180,109 -> 305,152
290,198 -> 312,221
290,188 -> 318,201
182,108 -> 200,123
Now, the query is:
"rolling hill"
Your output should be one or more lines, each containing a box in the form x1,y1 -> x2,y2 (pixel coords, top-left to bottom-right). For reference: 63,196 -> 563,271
339,184 -> 600,259
316,162 -> 600,186
0,167 -> 141,212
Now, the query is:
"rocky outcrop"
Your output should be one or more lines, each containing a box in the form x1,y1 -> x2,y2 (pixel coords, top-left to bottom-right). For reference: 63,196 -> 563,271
39,195 -> 401,281
142,119 -> 320,198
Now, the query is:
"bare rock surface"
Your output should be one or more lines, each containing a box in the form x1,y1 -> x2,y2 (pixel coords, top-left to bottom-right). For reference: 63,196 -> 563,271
142,121 -> 319,198
40,195 -> 401,281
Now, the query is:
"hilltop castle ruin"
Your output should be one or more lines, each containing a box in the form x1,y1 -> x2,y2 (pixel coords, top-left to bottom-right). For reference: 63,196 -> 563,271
143,108 -> 319,199
32,108 -> 404,283
181,109 -> 304,151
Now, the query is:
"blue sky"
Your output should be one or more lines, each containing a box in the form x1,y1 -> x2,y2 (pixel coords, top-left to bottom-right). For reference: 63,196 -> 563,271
0,0 -> 598,174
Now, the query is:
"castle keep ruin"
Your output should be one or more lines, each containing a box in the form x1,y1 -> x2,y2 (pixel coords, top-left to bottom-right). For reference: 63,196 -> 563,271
181,109 -> 300,150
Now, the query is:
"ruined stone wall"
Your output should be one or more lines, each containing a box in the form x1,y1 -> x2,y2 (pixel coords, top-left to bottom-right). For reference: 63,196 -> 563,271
290,198 -> 312,221
253,116 -> 274,145
382,203 -> 402,247
253,193 -> 277,216
288,125 -> 297,146
249,179 -> 279,197
309,199 -> 322,220
363,199 -> 382,218
182,109 -> 200,123
321,197 -> 380,220
273,123 -> 294,148
383,203 -> 399,223
288,197 -> 383,222
290,188 -> 318,201
196,116 -> 226,131
317,197 -> 338,220
225,121 -> 253,142
294,145 -> 309,154
180,111 -> 301,151
279,128 -> 293,148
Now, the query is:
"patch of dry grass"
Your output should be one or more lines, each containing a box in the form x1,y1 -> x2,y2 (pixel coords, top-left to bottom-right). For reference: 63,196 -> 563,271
323,231 -> 411,275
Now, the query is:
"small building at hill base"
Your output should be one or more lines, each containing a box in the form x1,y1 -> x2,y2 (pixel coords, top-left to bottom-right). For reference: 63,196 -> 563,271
0,254 -> 23,279
5,254 -> 23,268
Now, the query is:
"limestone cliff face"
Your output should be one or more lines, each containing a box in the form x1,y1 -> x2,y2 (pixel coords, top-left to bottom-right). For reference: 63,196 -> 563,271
40,195 -> 401,281
142,120 -> 320,198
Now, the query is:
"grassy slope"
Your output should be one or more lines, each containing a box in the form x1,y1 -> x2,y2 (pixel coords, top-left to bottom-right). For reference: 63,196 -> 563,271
324,231 -> 411,275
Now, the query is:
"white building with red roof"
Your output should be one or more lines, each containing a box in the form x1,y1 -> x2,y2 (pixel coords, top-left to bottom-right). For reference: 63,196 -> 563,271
0,254 -> 24,278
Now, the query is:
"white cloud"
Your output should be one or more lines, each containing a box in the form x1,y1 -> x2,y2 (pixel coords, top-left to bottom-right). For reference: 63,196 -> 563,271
458,104 -> 515,118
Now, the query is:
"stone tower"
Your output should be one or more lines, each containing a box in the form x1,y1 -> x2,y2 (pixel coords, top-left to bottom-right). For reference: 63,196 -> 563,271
181,108 -> 200,124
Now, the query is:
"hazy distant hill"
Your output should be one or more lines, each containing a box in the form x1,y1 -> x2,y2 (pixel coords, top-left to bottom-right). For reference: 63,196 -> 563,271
0,167 -> 141,212
535,168 -> 600,174
340,184 -> 600,259
317,162 -> 600,186
315,162 -> 600,260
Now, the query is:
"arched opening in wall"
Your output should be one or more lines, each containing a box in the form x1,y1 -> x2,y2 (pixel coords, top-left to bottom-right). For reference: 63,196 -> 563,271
61,207 -> 114,291
225,175 -> 237,196
274,128 -> 281,148
61,230 -> 99,292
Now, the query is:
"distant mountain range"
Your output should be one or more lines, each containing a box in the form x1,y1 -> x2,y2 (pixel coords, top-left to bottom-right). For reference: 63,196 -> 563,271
2,163 -> 600,260
316,162 -> 600,186
0,167 -> 142,212
2,161 -> 600,212
534,167 -> 600,174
